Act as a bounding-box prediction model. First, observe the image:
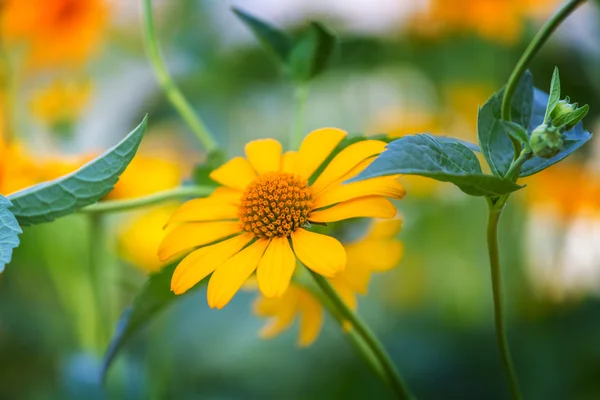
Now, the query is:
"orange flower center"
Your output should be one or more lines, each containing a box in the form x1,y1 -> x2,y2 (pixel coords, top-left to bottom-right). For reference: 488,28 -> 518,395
239,172 -> 313,239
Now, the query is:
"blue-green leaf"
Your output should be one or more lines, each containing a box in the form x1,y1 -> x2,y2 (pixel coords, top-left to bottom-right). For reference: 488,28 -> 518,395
350,134 -> 522,197
101,263 -> 207,381
0,196 -> 22,272
232,7 -> 293,62
478,71 -> 533,177
520,89 -> 592,177
436,136 -> 481,152
288,22 -> 336,82
544,66 -> 561,123
500,121 -> 530,148
8,117 -> 148,226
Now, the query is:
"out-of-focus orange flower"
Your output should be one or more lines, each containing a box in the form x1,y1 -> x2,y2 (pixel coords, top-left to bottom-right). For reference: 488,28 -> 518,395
410,0 -> 560,44
30,79 -> 92,127
1,0 -> 109,68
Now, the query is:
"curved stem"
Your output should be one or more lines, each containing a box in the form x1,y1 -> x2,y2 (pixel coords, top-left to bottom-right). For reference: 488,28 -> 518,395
79,185 -> 214,214
290,84 -> 308,150
501,0 -> 585,157
487,203 -> 522,400
141,0 -> 218,152
308,269 -> 413,400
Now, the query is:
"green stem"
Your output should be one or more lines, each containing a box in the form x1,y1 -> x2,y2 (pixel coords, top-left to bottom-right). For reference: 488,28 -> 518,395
290,84 -> 308,150
141,0 -> 218,152
504,149 -> 533,181
89,214 -> 109,352
308,270 -> 413,400
501,0 -> 585,157
79,185 -> 214,214
486,203 -> 521,400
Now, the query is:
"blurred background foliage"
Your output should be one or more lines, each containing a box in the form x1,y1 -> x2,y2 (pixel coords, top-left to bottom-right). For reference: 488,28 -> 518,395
1,0 -> 600,399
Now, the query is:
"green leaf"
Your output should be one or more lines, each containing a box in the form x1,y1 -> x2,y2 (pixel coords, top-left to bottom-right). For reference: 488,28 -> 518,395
232,7 -> 292,63
8,117 -> 148,226
101,263 -> 208,381
349,134 -> 522,197
552,104 -> 589,130
288,22 -> 336,82
192,149 -> 226,186
500,121 -> 530,148
0,195 -> 22,272
478,71 -> 533,177
544,67 -> 561,123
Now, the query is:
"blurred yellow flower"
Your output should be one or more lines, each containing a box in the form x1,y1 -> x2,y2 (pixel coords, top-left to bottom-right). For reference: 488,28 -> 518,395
254,219 -> 404,346
30,80 -> 92,127
1,0 -> 109,68
411,0 -> 559,43
118,205 -> 178,273
159,129 -> 405,309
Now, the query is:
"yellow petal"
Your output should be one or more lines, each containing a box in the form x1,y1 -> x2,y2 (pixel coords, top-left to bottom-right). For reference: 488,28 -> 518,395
336,260 -> 372,294
311,140 -> 387,194
166,199 -> 238,225
158,221 -> 242,261
291,228 -> 346,277
170,233 -> 253,294
257,237 -> 296,298
366,218 -> 403,240
281,151 -> 298,173
297,289 -> 324,347
209,156 -> 257,191
296,128 -> 347,179
245,139 -> 282,174
254,291 -> 299,339
309,196 -> 396,223
346,240 -> 404,272
211,187 -> 243,205
207,239 -> 270,309
313,175 -> 406,209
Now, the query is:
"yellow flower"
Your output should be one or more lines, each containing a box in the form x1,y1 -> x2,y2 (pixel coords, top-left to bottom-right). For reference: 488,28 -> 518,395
159,129 -> 406,309
1,0 -> 108,68
30,80 -> 91,127
118,206 -> 178,273
254,219 -> 404,346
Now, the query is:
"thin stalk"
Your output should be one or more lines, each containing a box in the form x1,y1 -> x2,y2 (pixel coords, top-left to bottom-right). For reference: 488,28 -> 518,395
290,84 -> 308,150
486,203 -> 521,400
308,270 -> 413,400
89,214 -> 109,351
141,0 -> 218,152
501,0 -> 585,159
79,185 -> 213,214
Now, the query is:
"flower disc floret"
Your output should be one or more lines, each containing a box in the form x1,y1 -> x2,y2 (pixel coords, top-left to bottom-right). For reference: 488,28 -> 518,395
239,172 -> 313,239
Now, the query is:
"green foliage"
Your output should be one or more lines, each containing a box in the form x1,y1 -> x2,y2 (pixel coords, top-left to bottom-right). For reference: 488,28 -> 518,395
288,22 -> 336,82
192,149 -> 226,186
233,8 -> 336,83
349,134 -> 522,197
552,104 -> 589,131
500,121 -> 531,150
544,66 -> 561,123
8,117 -> 148,226
477,71 -> 533,177
0,196 -> 22,272
102,263 -> 208,381
231,7 -> 293,62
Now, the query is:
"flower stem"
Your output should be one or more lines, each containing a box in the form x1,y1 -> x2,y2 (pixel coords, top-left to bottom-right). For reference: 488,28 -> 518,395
486,202 -> 522,400
89,214 -> 109,351
290,84 -> 308,150
141,0 -> 218,152
308,269 -> 413,400
501,0 -> 585,122
79,185 -> 214,214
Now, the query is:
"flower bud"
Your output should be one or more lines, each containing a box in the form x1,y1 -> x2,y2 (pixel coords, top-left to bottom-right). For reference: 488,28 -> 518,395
530,124 -> 563,159
550,100 -> 576,122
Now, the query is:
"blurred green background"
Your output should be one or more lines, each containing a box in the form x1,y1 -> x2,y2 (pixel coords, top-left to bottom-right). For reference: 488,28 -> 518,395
1,0 -> 600,399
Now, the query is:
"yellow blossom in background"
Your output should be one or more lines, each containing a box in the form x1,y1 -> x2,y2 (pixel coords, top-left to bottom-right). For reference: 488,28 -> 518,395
159,129 -> 405,309
254,219 -> 404,346
410,0 -> 560,44
1,0 -> 109,68
30,80 -> 92,127
443,84 -> 493,142
118,206 -> 178,273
